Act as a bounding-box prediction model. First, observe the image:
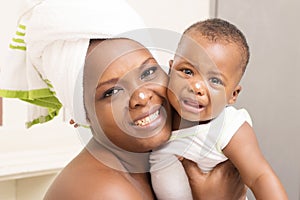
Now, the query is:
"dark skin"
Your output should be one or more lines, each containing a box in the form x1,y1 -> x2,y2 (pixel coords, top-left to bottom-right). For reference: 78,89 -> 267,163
44,147 -> 155,200
45,39 -> 246,199
180,158 -> 247,200
45,147 -> 246,200
65,124 -> 247,200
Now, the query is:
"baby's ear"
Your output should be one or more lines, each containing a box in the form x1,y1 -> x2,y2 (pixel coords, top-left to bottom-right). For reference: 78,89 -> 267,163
228,85 -> 242,104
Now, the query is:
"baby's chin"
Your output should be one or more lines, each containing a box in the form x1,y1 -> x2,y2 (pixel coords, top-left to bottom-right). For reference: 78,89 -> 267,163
181,112 -> 213,122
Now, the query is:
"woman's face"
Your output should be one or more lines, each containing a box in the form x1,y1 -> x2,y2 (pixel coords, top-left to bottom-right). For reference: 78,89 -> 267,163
84,39 -> 172,153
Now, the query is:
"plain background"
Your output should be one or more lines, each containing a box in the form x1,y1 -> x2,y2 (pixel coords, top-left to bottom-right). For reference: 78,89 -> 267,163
0,0 -> 299,199
213,0 -> 300,199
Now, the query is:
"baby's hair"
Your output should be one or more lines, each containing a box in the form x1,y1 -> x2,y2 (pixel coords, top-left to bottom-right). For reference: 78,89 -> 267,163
184,18 -> 250,74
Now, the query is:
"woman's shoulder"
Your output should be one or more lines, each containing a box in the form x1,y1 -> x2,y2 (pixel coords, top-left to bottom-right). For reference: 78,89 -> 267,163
44,149 -> 143,200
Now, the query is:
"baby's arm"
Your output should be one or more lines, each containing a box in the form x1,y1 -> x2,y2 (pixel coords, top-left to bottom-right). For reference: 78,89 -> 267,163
223,122 -> 288,199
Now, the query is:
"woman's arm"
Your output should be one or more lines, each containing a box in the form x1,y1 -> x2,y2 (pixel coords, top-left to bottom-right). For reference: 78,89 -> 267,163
223,122 -> 288,199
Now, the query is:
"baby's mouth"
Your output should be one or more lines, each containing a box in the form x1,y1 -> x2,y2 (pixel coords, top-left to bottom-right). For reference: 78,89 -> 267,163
134,110 -> 160,127
183,99 -> 203,109
181,98 -> 206,114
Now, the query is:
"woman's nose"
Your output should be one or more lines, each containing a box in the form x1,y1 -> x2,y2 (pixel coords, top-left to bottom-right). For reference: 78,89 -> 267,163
129,88 -> 153,109
189,81 -> 206,96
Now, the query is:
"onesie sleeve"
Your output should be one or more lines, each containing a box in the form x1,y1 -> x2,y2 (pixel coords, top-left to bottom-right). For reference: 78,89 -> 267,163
216,106 -> 253,152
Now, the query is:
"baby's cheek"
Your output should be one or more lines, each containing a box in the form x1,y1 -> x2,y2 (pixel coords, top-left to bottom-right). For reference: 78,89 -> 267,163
210,92 -> 227,117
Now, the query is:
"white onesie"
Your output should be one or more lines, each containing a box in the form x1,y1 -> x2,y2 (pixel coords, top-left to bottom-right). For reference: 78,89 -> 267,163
150,106 -> 252,200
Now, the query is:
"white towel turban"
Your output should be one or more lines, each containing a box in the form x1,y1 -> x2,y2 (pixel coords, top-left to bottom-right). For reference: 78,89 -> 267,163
0,0 -> 183,172
0,0 -> 146,127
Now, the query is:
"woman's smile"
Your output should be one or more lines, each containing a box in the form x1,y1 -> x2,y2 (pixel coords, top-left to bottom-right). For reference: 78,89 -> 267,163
133,109 -> 160,127
128,105 -> 168,135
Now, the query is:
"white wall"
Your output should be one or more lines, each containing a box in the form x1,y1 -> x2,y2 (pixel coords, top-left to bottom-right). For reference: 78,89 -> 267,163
127,0 -> 210,32
215,0 -> 300,199
0,0 -> 210,199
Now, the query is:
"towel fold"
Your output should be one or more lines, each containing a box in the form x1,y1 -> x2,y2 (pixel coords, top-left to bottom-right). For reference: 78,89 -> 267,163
0,0 -> 146,127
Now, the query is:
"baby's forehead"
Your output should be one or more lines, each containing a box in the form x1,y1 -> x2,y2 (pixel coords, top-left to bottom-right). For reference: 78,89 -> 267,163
174,39 -> 215,68
173,47 -> 243,80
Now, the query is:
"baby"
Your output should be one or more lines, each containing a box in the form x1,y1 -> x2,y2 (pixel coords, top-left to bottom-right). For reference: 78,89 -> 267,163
150,18 -> 287,200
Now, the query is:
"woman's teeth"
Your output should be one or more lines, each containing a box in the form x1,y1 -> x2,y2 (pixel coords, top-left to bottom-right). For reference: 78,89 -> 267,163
134,110 -> 159,126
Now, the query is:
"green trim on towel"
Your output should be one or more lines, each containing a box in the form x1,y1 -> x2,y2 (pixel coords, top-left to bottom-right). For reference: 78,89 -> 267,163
10,24 -> 26,51
16,31 -> 25,37
0,88 -> 62,128
25,107 -> 60,128
18,24 -> 26,30
0,88 -> 57,99
22,96 -> 62,110
43,79 -> 55,89
1,23 -> 63,128
12,38 -> 25,44
9,44 -> 26,51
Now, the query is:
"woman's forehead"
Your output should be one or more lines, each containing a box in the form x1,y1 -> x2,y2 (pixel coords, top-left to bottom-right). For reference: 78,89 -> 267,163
83,39 -> 152,90
85,38 -> 148,73
99,53 -> 155,85
87,38 -> 146,58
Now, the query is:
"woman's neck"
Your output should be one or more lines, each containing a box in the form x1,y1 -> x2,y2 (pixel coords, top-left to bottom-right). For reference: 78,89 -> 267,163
85,140 -> 155,199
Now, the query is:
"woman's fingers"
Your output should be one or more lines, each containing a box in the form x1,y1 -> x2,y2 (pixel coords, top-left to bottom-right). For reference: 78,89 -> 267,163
178,157 -> 206,199
178,157 -> 247,200
180,157 -> 205,178
212,161 -> 247,199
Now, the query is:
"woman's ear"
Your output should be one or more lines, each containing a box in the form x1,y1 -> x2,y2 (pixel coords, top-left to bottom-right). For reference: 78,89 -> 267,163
168,60 -> 173,75
228,85 -> 242,104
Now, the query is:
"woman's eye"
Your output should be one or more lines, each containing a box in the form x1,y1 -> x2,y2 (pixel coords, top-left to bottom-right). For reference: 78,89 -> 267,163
103,87 -> 123,98
209,77 -> 223,85
141,66 -> 157,80
182,69 -> 193,76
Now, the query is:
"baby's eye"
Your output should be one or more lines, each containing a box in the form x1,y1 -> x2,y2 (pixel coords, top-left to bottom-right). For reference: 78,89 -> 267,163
141,66 -> 157,80
209,77 -> 223,85
103,87 -> 123,98
182,69 -> 193,76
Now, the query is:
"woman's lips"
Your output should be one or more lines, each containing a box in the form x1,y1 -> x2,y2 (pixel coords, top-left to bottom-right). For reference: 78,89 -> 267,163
134,109 -> 160,126
131,105 -> 163,127
125,104 -> 168,138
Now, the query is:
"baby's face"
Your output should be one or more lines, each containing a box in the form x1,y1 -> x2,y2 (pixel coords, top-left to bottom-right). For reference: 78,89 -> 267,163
167,34 -> 243,122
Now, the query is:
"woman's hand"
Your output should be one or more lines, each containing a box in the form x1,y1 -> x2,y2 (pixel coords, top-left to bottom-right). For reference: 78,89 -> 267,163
180,158 -> 247,200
